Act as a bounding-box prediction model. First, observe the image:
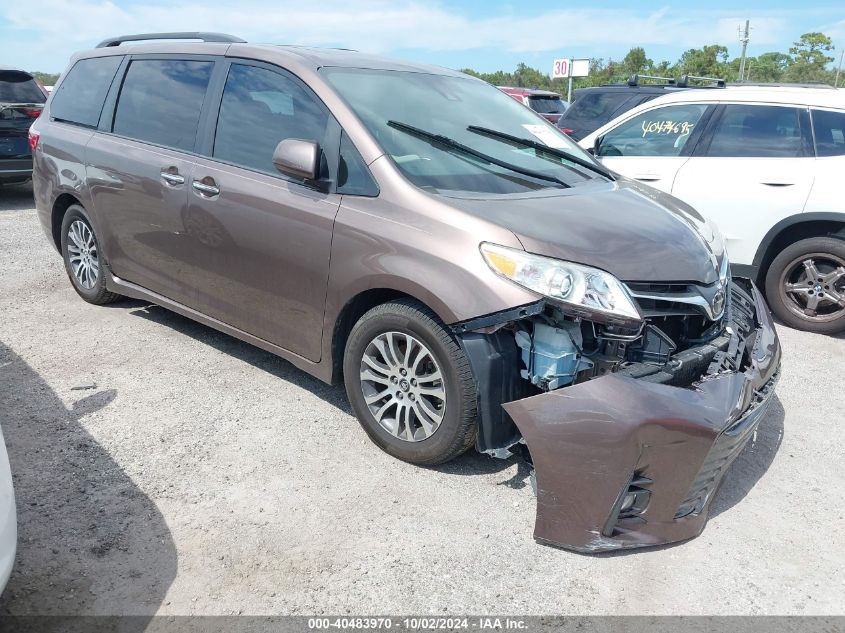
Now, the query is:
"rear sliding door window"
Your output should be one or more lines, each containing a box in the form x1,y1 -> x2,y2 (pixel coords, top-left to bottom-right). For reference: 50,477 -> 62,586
706,105 -> 804,157
811,109 -> 845,157
598,103 -> 708,157
112,59 -> 213,151
49,56 -> 122,128
213,63 -> 330,177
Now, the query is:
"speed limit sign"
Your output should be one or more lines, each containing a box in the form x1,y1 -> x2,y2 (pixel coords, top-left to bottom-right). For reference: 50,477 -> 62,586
552,58 -> 589,78
552,59 -> 570,79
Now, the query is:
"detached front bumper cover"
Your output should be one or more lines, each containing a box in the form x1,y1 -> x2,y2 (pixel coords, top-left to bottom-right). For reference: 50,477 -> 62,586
503,278 -> 781,553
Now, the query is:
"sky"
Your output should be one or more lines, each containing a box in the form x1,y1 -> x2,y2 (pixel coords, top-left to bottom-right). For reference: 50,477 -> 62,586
2,0 -> 845,74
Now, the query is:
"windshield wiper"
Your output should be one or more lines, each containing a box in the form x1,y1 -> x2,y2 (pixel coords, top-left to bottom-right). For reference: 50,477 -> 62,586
466,125 -> 614,181
387,120 -> 571,189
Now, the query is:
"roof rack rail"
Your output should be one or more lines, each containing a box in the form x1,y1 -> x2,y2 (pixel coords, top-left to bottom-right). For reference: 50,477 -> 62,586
96,32 -> 246,48
676,74 -> 726,88
627,74 -> 676,87
738,81 -> 836,89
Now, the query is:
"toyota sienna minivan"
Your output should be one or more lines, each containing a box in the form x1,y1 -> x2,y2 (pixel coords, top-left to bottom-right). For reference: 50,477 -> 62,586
31,33 -> 781,552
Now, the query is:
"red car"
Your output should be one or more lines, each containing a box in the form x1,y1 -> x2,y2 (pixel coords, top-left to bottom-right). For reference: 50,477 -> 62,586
498,87 -> 569,124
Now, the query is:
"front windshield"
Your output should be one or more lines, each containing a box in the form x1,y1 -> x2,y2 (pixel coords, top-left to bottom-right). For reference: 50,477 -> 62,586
321,67 -> 600,195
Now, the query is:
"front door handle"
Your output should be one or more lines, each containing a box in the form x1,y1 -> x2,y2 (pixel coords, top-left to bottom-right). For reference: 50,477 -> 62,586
634,174 -> 660,182
761,182 -> 795,187
192,179 -> 220,196
160,171 -> 185,185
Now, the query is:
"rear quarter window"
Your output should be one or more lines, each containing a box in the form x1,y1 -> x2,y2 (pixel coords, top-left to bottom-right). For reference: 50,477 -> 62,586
812,109 -> 845,157
50,56 -> 123,128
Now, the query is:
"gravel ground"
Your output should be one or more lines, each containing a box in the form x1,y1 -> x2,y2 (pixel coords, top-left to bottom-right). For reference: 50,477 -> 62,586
0,183 -> 843,616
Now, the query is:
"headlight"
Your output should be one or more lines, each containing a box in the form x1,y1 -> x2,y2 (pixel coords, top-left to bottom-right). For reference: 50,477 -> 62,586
480,243 -> 642,322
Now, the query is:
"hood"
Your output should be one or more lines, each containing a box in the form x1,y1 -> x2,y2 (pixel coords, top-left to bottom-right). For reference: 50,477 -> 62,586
445,178 -> 724,285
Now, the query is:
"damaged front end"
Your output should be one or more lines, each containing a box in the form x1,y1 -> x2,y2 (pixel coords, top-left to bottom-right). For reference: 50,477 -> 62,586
456,276 -> 781,553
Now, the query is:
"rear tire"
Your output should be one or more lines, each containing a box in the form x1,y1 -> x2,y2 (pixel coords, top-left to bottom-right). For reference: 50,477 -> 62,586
764,237 -> 845,334
60,204 -> 121,305
343,299 -> 477,466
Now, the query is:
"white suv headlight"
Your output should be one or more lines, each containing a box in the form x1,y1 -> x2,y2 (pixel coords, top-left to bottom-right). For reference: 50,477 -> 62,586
481,243 -> 642,322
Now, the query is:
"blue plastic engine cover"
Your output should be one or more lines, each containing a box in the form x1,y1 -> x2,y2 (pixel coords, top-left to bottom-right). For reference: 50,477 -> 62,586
515,321 -> 592,390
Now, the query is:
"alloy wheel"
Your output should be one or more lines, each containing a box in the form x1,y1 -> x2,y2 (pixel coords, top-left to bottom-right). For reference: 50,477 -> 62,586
359,331 -> 446,442
67,219 -> 100,290
780,253 -> 845,322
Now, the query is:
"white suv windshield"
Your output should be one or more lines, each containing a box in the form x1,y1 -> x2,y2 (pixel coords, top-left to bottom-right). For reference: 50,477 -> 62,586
321,68 -> 602,195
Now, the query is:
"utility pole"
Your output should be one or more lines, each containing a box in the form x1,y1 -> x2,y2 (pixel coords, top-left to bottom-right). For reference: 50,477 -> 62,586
836,49 -> 844,88
737,20 -> 751,82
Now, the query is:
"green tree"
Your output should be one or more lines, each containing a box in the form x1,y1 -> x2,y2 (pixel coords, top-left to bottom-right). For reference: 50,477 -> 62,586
621,47 -> 653,77
461,63 -> 555,90
652,60 -> 675,78
789,32 -> 834,66
785,32 -> 835,83
459,29 -> 838,94
677,45 -> 730,78
29,71 -> 60,85
511,62 -> 551,88
744,52 -> 791,82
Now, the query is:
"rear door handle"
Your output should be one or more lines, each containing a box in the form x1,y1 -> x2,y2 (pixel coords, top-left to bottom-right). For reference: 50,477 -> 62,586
192,180 -> 220,196
761,182 -> 794,187
634,174 -> 660,182
160,171 -> 185,185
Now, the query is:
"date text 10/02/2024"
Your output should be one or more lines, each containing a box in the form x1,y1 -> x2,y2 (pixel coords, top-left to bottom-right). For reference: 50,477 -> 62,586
307,617 -> 529,630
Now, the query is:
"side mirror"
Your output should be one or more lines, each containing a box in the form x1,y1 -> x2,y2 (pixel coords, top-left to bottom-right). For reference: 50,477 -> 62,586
592,135 -> 604,157
273,139 -> 320,181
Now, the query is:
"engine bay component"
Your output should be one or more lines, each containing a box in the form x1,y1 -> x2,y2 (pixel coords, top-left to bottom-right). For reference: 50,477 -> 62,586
515,321 -> 593,390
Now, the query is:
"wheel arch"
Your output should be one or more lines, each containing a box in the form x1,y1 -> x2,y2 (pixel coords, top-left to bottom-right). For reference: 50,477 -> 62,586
50,193 -> 83,250
752,212 -> 845,286
327,285 -> 453,385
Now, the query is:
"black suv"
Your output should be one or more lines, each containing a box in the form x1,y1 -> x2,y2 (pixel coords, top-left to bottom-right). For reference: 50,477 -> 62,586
0,67 -> 46,185
557,74 -> 725,141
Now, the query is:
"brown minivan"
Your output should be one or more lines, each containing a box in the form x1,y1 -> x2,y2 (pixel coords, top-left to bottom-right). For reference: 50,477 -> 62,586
31,33 -> 781,552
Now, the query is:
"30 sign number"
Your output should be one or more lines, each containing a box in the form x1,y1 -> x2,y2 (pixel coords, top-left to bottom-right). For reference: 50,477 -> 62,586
552,59 -> 570,79
551,58 -> 590,79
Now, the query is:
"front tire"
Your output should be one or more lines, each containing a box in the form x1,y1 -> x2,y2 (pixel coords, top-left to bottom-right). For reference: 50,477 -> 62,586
764,237 -> 845,334
60,204 -> 121,305
343,299 -> 477,466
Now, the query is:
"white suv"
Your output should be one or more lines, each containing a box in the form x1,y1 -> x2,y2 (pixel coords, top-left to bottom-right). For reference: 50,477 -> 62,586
579,86 -> 845,334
